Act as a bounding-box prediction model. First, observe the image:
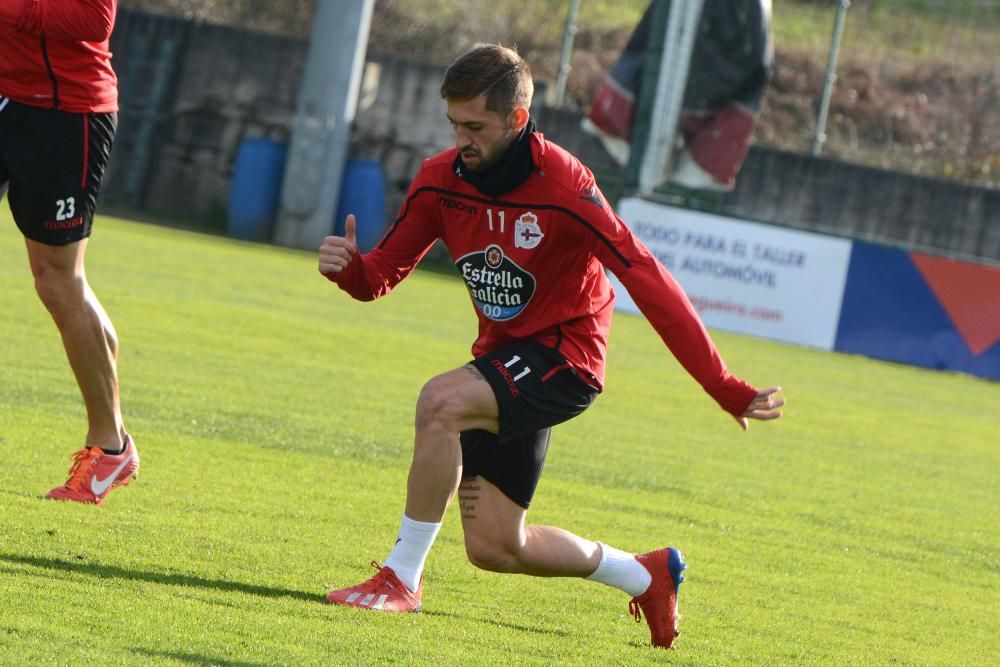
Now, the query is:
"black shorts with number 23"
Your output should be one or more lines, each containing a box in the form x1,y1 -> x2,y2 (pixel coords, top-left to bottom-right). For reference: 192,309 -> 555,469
0,97 -> 117,246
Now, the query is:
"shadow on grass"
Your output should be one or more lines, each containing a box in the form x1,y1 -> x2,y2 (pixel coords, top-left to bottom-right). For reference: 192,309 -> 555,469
0,552 -> 322,604
422,608 -> 573,637
129,647 -> 272,667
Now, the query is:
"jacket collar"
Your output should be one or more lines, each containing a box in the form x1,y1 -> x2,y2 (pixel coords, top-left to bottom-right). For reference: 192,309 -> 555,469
453,117 -> 537,197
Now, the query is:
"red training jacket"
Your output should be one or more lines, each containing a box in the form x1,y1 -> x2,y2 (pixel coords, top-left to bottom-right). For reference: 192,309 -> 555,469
0,0 -> 118,113
325,132 -> 757,418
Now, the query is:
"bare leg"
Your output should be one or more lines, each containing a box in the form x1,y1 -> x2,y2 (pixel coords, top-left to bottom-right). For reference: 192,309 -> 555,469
460,475 -> 601,577
405,364 -> 499,522
25,237 -> 125,451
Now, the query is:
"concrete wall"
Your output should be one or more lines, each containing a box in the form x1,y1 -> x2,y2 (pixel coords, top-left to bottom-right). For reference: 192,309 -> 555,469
719,147 -> 1000,262
105,10 -> 304,223
350,56 -> 455,235
103,9 -> 999,262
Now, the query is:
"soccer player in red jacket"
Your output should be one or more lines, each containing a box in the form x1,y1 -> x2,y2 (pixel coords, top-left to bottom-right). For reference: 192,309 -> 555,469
319,44 -> 783,649
0,0 -> 138,504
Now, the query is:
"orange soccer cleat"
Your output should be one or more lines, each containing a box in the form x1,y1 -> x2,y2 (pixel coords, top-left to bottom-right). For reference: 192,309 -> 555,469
46,436 -> 139,505
629,547 -> 687,649
325,562 -> 422,613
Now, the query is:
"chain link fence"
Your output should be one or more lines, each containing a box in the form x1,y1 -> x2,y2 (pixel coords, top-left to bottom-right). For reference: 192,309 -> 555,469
762,0 -> 999,188
119,0 -> 997,190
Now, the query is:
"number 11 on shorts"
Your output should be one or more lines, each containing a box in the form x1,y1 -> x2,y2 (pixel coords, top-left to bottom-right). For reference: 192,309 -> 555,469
503,355 -> 531,381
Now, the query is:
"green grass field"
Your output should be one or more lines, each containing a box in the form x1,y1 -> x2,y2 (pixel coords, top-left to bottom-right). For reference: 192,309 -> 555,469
1,213 -> 997,665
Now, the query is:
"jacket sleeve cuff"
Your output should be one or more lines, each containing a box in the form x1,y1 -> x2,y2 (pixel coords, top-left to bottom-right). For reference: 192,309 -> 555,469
708,377 -> 758,418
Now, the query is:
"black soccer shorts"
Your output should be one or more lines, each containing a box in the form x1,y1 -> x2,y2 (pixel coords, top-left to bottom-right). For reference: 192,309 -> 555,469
0,97 -> 117,246
461,339 -> 598,509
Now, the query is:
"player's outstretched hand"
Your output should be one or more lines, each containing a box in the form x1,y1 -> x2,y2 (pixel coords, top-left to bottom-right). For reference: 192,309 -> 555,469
318,214 -> 358,274
735,386 -> 784,431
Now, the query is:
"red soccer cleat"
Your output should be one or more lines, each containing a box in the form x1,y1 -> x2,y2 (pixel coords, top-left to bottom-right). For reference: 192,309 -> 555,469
46,436 -> 139,506
325,562 -> 422,613
629,547 -> 687,649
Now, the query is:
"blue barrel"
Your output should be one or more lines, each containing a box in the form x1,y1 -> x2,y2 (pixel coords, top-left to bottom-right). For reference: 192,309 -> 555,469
227,137 -> 287,241
334,159 -> 387,252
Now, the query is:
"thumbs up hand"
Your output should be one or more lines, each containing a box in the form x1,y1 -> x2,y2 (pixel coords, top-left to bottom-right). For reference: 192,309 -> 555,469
318,213 -> 359,275
344,214 -> 357,246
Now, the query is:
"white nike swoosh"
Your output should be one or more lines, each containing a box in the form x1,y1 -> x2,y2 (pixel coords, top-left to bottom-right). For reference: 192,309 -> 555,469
90,455 -> 135,495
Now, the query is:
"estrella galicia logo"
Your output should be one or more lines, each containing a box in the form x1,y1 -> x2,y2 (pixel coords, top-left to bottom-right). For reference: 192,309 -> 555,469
457,244 -> 536,321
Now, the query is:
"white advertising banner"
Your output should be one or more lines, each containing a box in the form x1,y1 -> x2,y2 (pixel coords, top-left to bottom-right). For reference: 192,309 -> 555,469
611,197 -> 852,350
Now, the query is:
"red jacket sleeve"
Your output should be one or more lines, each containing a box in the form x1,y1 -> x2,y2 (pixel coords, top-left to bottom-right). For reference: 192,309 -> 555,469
0,0 -> 116,42
324,170 -> 441,301
587,189 -> 758,417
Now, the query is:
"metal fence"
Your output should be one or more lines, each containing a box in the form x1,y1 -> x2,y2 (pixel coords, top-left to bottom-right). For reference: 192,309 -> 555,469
116,0 -> 999,191
762,0 -> 1000,189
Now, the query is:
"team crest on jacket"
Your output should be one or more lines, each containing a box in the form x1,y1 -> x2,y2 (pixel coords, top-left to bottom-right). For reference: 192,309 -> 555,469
457,244 -> 536,321
514,212 -> 544,249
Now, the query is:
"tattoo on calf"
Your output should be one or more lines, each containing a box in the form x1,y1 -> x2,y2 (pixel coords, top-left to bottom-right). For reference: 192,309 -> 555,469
459,478 -> 480,520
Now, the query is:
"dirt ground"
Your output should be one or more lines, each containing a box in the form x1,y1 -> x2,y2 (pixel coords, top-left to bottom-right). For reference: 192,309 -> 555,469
758,47 -> 999,188
540,40 -> 999,189
376,25 -> 1000,190
119,0 -> 999,190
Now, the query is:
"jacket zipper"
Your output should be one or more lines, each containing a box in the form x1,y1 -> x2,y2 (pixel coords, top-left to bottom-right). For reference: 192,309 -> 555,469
40,35 -> 60,110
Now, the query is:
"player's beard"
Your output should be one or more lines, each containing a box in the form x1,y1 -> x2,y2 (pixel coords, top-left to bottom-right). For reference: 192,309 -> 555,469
464,128 -> 517,173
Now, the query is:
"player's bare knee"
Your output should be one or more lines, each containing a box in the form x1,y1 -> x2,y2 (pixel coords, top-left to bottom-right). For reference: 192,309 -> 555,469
415,377 -> 464,432
33,269 -> 83,318
464,537 -> 518,573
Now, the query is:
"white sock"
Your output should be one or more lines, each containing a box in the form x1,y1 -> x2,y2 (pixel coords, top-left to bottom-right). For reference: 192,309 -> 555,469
382,514 -> 442,593
585,542 -> 652,597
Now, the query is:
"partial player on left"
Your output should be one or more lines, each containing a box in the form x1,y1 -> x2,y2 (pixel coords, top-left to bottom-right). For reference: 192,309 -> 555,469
1,0 -> 139,505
